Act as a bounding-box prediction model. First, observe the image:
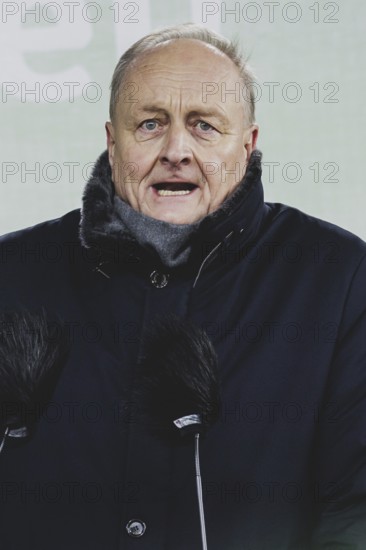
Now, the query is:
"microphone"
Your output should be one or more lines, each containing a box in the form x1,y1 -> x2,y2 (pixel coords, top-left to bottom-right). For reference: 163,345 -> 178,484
138,315 -> 220,434
138,315 -> 221,550
0,309 -> 68,454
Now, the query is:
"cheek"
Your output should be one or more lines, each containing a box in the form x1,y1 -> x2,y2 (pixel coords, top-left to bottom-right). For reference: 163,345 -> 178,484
121,144 -> 155,184
202,143 -> 247,202
199,148 -> 233,185
111,150 -> 125,191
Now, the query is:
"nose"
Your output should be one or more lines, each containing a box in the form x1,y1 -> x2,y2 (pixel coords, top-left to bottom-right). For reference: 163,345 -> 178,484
159,125 -> 193,167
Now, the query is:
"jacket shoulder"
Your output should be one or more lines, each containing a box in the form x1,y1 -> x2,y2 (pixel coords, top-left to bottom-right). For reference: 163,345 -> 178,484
0,210 -> 82,307
0,209 -> 81,247
266,201 -> 366,257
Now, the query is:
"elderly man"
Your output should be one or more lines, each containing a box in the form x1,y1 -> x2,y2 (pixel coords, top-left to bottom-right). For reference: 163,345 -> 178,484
1,23 -> 366,550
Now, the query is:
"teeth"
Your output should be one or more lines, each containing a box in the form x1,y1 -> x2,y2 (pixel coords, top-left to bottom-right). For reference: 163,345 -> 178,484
157,189 -> 191,196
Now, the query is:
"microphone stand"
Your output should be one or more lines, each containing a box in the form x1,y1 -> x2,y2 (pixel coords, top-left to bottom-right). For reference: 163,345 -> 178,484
195,432 -> 208,550
174,414 -> 208,550
0,427 -> 9,455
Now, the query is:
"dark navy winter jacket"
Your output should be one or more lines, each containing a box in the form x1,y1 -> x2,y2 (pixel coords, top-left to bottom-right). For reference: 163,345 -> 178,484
0,150 -> 366,549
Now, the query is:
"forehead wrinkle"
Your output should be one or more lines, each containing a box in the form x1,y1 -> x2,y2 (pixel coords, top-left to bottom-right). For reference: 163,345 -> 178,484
136,98 -> 230,122
129,62 -> 209,88
141,73 -> 245,114
131,93 -> 244,129
132,75 -> 206,112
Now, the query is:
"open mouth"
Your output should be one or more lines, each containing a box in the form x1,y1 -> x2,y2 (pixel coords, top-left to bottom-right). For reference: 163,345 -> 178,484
152,182 -> 198,197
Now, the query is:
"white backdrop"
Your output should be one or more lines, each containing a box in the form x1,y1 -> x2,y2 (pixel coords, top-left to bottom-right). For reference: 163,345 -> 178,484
1,0 -> 365,239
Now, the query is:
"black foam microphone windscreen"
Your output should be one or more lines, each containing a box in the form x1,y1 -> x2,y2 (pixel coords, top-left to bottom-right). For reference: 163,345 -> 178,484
0,309 -> 67,446
137,314 -> 221,436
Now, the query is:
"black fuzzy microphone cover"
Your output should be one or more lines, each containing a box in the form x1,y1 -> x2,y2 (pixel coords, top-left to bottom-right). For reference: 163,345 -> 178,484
137,315 -> 221,436
0,309 -> 67,435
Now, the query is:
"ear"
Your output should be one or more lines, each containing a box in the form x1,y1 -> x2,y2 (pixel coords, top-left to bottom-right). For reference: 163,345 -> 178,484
244,124 -> 259,157
105,121 -> 115,169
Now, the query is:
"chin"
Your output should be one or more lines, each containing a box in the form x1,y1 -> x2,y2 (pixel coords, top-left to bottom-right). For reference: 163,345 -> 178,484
160,215 -> 194,225
149,210 -> 200,226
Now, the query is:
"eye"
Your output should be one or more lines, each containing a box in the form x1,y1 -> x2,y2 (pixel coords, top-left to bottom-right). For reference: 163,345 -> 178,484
196,121 -> 216,132
139,119 -> 159,131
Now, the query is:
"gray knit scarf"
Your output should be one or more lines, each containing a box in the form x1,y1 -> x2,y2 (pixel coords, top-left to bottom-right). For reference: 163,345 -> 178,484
113,196 -> 199,268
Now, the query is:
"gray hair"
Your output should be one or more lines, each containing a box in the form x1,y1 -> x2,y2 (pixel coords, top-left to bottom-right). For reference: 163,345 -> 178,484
109,23 -> 256,125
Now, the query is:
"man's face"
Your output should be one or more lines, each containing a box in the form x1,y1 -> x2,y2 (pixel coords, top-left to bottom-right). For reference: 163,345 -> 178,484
106,39 -> 258,224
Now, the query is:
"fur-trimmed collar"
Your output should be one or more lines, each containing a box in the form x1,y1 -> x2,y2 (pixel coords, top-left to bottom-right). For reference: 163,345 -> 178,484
79,149 -> 264,267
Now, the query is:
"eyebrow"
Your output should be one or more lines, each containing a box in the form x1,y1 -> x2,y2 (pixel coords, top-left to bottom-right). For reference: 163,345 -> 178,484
139,105 -> 230,125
